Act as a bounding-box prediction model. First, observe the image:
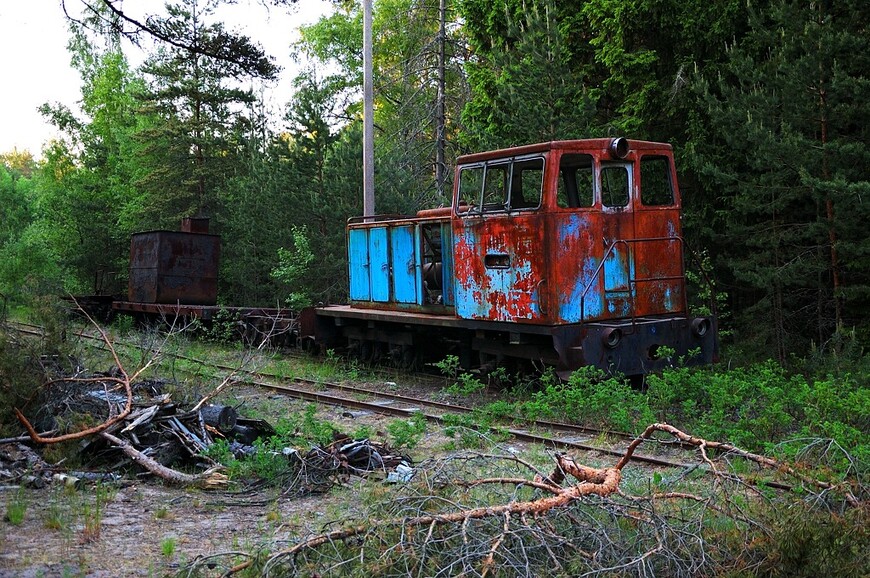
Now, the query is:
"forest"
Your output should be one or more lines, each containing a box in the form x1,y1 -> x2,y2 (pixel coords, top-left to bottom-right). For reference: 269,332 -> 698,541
0,2 -> 867,575
0,0 -> 868,365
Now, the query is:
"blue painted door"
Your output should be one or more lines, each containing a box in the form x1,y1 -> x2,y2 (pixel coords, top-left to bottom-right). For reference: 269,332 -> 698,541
369,227 -> 390,302
348,228 -> 370,301
440,222 -> 455,306
391,225 -> 419,304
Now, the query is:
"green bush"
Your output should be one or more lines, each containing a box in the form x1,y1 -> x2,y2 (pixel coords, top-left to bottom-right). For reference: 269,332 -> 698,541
754,506 -> 868,578
386,412 -> 427,449
645,361 -> 869,467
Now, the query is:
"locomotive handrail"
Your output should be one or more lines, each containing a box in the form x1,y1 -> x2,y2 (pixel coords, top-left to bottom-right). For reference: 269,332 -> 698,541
347,213 -> 451,226
579,236 -> 686,326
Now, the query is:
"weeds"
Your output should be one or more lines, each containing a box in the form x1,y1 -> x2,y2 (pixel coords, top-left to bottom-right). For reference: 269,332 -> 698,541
4,488 -> 28,525
444,372 -> 486,397
201,404 -> 341,484
161,536 -> 177,557
386,412 -> 427,449
79,484 -> 116,544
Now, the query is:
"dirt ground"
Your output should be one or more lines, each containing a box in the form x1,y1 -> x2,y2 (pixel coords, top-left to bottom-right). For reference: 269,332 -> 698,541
1,482 -> 331,577
0,392 -> 467,578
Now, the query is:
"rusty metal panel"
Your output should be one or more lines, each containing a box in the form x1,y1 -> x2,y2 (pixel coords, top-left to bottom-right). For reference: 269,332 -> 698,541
552,212 -> 603,322
453,214 -> 547,322
128,231 -> 220,305
631,158 -> 685,315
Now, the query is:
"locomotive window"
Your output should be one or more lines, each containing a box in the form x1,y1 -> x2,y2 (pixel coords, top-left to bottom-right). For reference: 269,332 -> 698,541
457,165 -> 484,212
482,164 -> 509,211
640,156 -> 675,206
507,157 -> 544,210
557,153 -> 594,208
458,158 -> 543,214
601,164 -> 630,208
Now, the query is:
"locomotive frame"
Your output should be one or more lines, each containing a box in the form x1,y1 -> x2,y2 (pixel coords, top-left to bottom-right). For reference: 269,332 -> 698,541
303,138 -> 718,377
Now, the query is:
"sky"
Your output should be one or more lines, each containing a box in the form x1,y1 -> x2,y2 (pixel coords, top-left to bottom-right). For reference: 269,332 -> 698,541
0,0 -> 332,157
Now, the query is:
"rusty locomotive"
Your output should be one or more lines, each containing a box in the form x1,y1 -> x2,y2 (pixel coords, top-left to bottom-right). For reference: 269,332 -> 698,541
301,138 -> 718,377
103,138 -> 716,377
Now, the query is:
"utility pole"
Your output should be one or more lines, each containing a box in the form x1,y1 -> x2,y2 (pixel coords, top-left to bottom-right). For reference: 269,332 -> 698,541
435,0 -> 446,200
363,0 -> 375,219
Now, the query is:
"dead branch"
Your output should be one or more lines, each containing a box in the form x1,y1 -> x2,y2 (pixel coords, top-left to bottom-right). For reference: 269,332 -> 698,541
14,298 -> 135,444
192,374 -> 241,413
99,431 -> 226,488
242,423 -> 864,576
255,455 -> 621,575
617,422 -> 861,507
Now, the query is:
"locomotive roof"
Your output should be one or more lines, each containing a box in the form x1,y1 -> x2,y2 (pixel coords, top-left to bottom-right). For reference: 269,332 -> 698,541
456,138 -> 672,164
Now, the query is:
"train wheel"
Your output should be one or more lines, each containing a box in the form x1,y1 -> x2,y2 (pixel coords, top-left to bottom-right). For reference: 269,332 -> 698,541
358,340 -> 374,364
369,341 -> 385,364
347,338 -> 362,360
401,346 -> 419,371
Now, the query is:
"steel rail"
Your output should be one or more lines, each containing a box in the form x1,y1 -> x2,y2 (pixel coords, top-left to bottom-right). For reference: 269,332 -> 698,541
7,320 -> 793,488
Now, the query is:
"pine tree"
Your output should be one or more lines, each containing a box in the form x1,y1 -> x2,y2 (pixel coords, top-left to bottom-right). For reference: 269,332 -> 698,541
688,0 -> 870,355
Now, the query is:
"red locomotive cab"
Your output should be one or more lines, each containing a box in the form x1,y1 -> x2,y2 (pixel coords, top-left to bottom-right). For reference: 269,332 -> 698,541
451,139 -> 716,376
452,138 -> 687,325
548,139 -> 687,325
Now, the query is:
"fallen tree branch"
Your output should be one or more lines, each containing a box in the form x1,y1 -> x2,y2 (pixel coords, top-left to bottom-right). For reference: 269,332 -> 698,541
99,431 -> 227,488
251,455 -> 621,575
227,423 -> 864,576
617,422 -> 861,507
14,299 -> 135,444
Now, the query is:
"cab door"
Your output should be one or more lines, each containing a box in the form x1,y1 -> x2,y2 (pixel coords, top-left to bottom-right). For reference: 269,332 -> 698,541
631,153 -> 685,315
599,161 -> 635,318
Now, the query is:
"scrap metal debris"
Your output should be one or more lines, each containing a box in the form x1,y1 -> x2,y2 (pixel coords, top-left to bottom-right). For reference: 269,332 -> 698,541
0,443 -> 53,488
13,367 -> 413,492
294,435 -> 413,494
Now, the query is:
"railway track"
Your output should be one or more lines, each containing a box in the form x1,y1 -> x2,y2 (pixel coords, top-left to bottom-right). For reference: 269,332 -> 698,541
7,320 -> 700,471
4,320 -> 733,475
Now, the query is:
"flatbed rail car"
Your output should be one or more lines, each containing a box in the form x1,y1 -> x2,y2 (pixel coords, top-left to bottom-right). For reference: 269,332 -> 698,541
303,138 -> 718,377
110,218 -> 297,345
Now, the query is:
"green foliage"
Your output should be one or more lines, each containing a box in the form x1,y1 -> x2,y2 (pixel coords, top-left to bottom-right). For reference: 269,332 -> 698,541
80,483 -> 116,543
504,366 -> 652,432
194,307 -> 240,345
134,0 -> 277,225
444,372 -> 486,397
434,355 -> 460,380
161,536 -> 177,557
645,361 -> 869,467
686,0 -> 870,358
461,0 -> 596,149
271,226 -> 315,310
0,306 -> 72,436
4,489 -> 28,525
386,412 -> 427,449
299,404 -> 338,447
202,405 -> 339,483
441,412 -> 485,449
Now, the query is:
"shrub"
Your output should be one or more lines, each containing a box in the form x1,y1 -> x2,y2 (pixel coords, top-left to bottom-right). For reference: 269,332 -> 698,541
387,412 -> 427,449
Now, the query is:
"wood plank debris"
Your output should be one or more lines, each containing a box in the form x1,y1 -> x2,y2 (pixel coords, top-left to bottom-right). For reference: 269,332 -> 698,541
13,368 -> 414,492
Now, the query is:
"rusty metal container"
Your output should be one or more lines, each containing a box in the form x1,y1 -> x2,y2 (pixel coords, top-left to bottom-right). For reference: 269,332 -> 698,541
128,230 -> 221,305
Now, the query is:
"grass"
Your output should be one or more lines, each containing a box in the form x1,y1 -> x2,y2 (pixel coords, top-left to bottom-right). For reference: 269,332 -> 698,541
161,536 -> 177,557
4,489 -> 28,525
